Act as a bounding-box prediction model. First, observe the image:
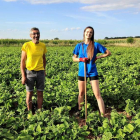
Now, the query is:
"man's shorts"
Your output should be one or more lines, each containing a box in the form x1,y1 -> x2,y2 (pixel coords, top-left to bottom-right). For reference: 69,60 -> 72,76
25,69 -> 45,92
78,75 -> 99,81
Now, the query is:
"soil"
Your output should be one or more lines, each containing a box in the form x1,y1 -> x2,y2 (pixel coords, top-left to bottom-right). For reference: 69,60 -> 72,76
70,107 -> 133,139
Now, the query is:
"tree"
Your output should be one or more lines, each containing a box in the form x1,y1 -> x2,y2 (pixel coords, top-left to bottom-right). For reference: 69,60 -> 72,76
127,37 -> 134,44
54,37 -> 59,40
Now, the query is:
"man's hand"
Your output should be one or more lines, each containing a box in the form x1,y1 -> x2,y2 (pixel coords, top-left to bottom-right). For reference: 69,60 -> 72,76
79,58 -> 89,63
44,71 -> 46,76
21,76 -> 26,85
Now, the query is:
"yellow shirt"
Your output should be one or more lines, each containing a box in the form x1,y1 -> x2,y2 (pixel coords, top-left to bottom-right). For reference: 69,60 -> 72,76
22,41 -> 47,71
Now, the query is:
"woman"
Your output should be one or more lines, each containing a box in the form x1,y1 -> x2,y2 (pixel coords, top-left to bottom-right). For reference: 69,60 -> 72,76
73,26 -> 111,116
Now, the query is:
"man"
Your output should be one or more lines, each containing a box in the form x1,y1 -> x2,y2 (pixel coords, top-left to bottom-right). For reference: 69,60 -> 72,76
20,27 -> 47,112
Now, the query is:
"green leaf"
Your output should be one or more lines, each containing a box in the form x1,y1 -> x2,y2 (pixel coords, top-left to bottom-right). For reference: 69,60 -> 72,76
66,106 -> 71,111
98,126 -> 104,133
29,124 -> 35,131
116,129 -> 125,138
41,135 -> 46,140
132,131 -> 140,140
81,131 -> 90,136
103,119 -> 109,128
82,125 -> 88,130
135,119 -> 140,127
36,124 -> 42,133
123,124 -> 134,133
17,135 -> 34,140
102,132 -> 112,140
2,133 -> 14,139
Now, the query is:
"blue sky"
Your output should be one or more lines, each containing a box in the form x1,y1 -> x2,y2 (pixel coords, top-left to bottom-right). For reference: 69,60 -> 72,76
0,0 -> 140,40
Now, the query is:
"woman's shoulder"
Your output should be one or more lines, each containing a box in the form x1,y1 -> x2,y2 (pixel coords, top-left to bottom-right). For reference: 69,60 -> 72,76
94,42 -> 103,48
94,42 -> 99,45
77,42 -> 83,45
75,42 -> 83,48
94,42 -> 99,48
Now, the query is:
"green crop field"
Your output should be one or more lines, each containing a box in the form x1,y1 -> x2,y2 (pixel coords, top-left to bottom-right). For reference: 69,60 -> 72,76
0,46 -> 140,139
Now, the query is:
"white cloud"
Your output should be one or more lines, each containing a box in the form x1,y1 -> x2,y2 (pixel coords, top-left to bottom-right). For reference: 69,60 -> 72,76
66,14 -> 120,23
5,21 -> 51,24
63,27 -> 81,31
0,29 -> 19,32
64,28 -> 69,31
70,27 -> 75,30
50,29 -> 58,32
81,0 -> 140,12
4,0 -> 17,2
76,27 -> 81,30
4,0 -> 140,12
70,27 -> 81,30
94,12 -> 122,21
7,29 -> 18,31
24,0 -> 78,4
133,12 -> 139,14
50,27 -> 81,32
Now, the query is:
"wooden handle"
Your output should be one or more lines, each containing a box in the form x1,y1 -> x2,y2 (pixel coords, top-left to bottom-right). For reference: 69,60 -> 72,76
84,62 -> 87,124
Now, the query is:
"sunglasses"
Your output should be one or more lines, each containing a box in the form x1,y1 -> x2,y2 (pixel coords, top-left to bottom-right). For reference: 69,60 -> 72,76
31,32 -> 40,35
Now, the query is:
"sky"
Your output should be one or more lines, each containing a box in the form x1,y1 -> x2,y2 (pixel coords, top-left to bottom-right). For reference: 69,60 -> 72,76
0,0 -> 140,40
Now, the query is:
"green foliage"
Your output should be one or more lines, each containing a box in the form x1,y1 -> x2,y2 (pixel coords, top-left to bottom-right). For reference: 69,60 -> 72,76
97,39 -> 107,45
43,40 -> 49,44
127,37 -> 135,44
54,37 -> 59,40
0,46 -> 140,139
52,40 -> 58,44
125,99 -> 136,116
69,40 -> 75,44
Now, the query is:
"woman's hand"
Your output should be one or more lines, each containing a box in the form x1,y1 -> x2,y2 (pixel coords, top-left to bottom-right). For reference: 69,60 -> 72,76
79,57 -> 89,62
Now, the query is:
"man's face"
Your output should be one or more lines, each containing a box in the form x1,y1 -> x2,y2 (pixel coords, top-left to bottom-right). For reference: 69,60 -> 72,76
30,30 -> 40,44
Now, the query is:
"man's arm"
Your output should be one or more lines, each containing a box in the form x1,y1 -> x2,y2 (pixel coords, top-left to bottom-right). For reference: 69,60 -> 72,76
43,54 -> 46,76
20,51 -> 27,85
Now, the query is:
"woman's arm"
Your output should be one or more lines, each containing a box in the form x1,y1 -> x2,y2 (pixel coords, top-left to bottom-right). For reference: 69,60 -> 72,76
73,54 -> 91,62
73,54 -> 80,62
97,49 -> 111,59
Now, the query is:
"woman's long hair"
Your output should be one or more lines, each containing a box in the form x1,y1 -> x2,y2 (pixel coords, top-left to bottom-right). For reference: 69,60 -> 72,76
83,26 -> 94,60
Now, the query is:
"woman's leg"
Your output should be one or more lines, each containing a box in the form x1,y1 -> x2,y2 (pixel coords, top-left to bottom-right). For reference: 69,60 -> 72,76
90,80 -> 105,116
78,80 -> 85,110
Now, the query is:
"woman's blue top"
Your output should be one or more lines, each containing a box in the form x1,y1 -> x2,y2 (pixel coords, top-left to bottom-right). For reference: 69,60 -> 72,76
73,42 -> 107,77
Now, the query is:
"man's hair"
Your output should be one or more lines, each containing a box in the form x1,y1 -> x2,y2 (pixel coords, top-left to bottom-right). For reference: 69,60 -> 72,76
30,27 -> 40,34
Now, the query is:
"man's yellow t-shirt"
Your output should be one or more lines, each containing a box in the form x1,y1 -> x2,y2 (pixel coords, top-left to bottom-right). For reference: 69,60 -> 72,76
22,41 -> 47,71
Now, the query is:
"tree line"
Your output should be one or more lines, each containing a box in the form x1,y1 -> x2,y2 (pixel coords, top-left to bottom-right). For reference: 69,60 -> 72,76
105,36 -> 140,39
0,37 -> 137,47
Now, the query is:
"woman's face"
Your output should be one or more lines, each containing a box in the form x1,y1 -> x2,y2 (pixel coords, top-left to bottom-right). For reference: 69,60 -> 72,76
84,28 -> 93,40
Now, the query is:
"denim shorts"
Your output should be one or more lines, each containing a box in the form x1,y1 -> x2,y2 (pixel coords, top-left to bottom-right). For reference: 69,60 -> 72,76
25,69 -> 45,92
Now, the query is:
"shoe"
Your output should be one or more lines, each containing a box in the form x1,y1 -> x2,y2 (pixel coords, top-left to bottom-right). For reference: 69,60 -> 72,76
74,110 -> 81,116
